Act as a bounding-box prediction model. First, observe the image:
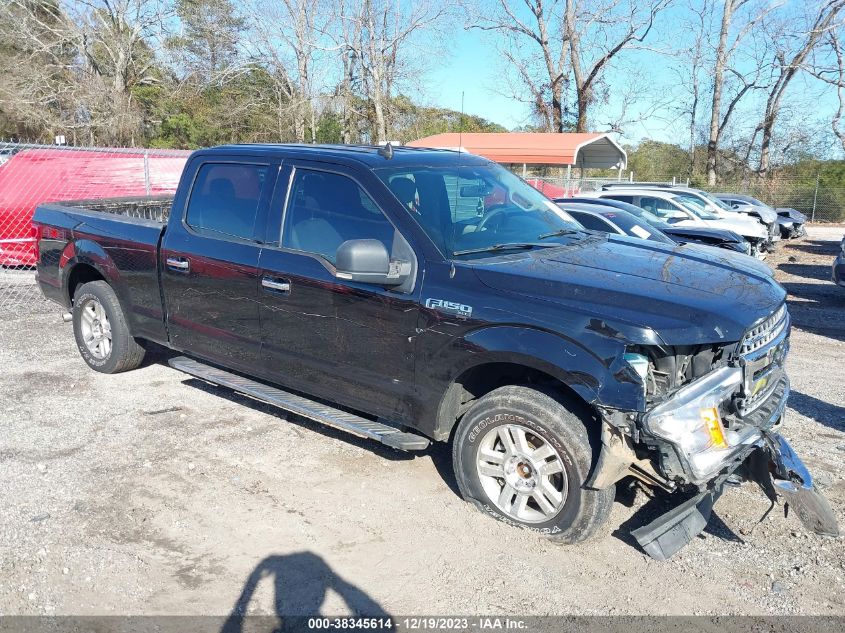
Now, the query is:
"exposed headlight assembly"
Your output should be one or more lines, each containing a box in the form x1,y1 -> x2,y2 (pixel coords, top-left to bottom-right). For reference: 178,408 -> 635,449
643,366 -> 759,480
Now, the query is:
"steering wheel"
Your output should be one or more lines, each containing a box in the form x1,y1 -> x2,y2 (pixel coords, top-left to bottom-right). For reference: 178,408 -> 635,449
477,206 -> 513,232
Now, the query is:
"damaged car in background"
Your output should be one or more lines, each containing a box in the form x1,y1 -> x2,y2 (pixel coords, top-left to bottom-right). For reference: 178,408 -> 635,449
32,143 -> 838,560
554,196 -> 753,256
715,193 -> 807,239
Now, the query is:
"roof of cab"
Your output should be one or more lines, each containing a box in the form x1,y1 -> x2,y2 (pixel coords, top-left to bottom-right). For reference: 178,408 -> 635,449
194,143 -> 491,168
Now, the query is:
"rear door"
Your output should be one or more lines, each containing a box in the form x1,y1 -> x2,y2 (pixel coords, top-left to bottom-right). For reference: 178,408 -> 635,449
256,161 -> 421,421
161,155 -> 279,370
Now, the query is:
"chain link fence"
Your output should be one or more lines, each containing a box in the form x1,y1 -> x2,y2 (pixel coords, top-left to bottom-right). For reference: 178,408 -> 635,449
0,142 -> 189,313
521,169 -> 845,223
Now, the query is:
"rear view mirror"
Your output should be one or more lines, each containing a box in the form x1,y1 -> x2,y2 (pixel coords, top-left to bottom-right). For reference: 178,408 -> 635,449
335,239 -> 410,287
460,184 -> 493,198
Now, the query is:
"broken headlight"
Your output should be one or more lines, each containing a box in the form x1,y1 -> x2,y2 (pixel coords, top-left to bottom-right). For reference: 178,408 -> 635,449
643,366 -> 759,480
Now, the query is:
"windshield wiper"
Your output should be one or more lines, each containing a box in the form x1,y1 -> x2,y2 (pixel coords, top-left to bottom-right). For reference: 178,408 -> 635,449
537,227 -> 588,240
452,242 -> 556,256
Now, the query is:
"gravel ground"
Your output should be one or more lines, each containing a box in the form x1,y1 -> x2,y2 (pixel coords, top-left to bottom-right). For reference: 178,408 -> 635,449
0,226 -> 844,617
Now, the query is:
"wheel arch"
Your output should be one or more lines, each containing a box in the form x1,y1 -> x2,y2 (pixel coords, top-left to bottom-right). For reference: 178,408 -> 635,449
428,322 -> 622,442
60,239 -> 120,304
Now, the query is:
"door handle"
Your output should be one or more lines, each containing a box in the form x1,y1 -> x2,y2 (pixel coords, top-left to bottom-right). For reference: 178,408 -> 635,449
261,277 -> 291,294
166,257 -> 190,272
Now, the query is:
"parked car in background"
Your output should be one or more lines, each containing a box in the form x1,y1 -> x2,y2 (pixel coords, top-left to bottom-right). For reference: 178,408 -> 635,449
715,193 -> 806,239
555,196 -> 751,255
559,203 -> 772,277
774,208 -> 808,238
834,235 -> 845,289
558,203 -> 675,245
603,184 -> 778,250
0,147 -> 188,266
588,189 -> 770,258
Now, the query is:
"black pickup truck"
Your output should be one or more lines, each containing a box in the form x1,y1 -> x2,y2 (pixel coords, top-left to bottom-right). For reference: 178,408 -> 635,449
33,144 -> 837,559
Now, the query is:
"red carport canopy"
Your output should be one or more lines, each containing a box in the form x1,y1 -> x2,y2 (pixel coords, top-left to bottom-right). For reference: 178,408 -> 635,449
406,132 -> 627,169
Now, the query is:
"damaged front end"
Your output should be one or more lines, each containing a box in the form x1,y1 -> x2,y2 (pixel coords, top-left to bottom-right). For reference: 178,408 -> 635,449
591,303 -> 839,560
631,430 -> 838,560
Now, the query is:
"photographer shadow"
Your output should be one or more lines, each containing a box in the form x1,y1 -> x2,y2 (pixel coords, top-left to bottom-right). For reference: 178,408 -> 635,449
222,552 -> 394,633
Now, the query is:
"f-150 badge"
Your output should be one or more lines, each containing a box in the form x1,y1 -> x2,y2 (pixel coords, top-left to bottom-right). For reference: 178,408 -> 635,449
425,298 -> 473,319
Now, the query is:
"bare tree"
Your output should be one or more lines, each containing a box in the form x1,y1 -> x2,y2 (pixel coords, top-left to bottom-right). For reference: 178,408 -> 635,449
346,0 -> 449,143
471,0 -> 570,132
70,0 -> 173,94
701,0 -> 774,185
809,29 -> 845,152
249,0 -> 329,143
756,0 -> 845,175
0,0 -> 173,143
564,0 -> 670,132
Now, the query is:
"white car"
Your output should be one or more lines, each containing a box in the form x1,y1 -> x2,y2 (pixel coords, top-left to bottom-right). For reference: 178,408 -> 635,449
602,185 -> 778,248
587,189 -> 770,258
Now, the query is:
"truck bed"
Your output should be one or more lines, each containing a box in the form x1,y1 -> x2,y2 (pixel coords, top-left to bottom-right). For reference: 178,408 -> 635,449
33,195 -> 174,344
49,195 -> 173,224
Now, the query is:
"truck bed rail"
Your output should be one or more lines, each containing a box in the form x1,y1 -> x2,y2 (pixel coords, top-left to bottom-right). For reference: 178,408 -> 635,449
55,195 -> 173,223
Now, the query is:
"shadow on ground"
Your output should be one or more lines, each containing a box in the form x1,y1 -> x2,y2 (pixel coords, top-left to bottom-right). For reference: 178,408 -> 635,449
221,552 -> 394,632
788,390 -> 845,431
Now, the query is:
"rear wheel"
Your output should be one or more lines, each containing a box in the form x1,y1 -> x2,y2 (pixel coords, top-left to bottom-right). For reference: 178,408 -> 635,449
452,385 -> 614,543
72,281 -> 145,373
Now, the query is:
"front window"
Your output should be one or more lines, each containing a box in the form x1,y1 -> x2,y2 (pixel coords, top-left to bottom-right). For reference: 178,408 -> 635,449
282,169 -> 397,264
375,163 -> 581,257
639,196 -> 691,223
699,190 -> 733,211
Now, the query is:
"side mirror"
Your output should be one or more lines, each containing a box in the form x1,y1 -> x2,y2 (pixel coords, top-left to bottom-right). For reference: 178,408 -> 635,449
335,239 -> 410,287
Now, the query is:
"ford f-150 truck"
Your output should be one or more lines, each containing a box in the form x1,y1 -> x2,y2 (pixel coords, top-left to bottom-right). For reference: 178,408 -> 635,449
33,144 -> 838,559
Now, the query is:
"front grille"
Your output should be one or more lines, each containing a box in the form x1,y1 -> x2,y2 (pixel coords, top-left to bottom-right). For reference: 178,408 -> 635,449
740,304 -> 788,355
737,304 -> 790,416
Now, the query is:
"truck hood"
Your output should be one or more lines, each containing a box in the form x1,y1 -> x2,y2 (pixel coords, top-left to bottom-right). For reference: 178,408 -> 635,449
471,235 -> 785,345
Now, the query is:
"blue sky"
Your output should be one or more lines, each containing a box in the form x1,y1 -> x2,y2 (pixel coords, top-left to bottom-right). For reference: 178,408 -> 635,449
422,7 -> 841,155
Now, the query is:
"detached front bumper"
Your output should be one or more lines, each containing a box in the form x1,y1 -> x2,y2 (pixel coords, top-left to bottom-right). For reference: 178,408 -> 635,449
632,432 -> 839,560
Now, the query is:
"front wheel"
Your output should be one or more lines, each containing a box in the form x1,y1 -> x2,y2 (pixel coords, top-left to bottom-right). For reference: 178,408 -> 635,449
72,280 -> 146,373
452,385 -> 614,543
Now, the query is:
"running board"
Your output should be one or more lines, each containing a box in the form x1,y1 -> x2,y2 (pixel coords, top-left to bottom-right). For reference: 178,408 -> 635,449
168,356 -> 430,451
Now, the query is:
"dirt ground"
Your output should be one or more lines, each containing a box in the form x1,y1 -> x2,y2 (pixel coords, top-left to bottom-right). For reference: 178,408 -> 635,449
1,226 -> 844,618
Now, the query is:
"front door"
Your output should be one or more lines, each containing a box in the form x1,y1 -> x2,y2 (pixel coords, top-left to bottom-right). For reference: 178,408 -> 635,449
257,163 -> 420,421
161,158 -> 278,370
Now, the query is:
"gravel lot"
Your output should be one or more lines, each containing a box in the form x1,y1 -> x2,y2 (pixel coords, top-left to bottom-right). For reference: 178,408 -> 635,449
1,226 -> 844,617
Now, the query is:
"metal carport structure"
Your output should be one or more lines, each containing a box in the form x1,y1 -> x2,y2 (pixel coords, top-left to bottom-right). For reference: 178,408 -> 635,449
406,132 -> 627,178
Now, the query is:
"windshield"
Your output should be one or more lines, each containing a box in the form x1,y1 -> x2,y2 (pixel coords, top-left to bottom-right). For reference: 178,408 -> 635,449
598,211 -> 675,245
698,190 -> 733,211
375,163 -> 583,257
672,194 -> 718,220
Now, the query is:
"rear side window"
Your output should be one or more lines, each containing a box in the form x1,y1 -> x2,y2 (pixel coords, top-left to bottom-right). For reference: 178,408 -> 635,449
605,194 -> 634,204
186,163 -> 269,240
570,211 -> 614,232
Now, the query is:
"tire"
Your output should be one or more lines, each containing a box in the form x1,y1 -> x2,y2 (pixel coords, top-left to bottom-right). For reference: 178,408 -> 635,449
72,280 -> 145,373
452,385 -> 614,544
